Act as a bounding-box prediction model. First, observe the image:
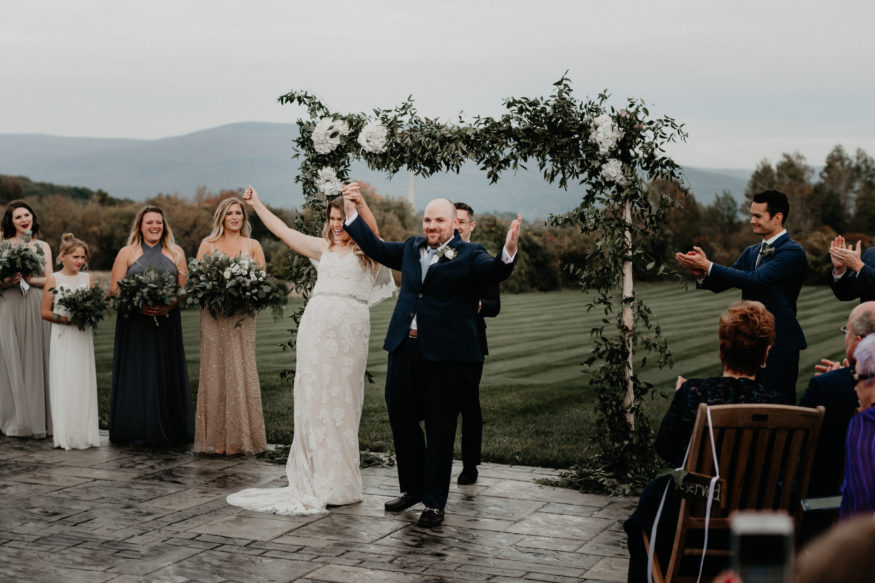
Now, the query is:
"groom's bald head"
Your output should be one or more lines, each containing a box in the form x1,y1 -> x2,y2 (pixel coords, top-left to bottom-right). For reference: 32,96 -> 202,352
423,198 -> 459,248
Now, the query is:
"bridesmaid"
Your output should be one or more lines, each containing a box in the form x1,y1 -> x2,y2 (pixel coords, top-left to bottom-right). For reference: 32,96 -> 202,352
0,200 -> 53,438
193,197 -> 268,455
108,205 -> 193,445
40,233 -> 100,450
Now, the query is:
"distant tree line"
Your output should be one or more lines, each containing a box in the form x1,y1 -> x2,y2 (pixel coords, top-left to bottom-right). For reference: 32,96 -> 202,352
4,144 -> 872,289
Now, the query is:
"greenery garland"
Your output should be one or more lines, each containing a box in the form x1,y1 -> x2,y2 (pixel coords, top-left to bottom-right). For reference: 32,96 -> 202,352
277,75 -> 687,492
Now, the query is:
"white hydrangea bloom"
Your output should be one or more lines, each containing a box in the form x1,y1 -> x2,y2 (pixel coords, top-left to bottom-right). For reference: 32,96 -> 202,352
601,158 -> 629,186
590,113 -> 624,156
311,117 -> 351,154
357,120 -> 388,153
316,167 -> 343,197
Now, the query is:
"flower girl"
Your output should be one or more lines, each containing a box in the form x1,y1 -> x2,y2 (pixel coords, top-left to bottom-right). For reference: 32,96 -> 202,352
40,234 -> 100,450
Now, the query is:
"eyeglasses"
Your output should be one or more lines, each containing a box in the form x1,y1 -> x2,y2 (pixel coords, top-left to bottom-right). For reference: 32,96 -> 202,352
852,372 -> 875,383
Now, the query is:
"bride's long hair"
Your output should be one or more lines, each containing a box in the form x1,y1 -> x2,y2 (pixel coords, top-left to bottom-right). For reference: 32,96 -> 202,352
321,197 -> 375,272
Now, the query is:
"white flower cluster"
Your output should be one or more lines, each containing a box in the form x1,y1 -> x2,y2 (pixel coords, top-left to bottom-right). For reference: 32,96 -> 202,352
312,117 -> 351,154
590,113 -> 624,156
222,257 -> 262,283
316,167 -> 343,197
601,158 -> 629,186
357,120 -> 388,154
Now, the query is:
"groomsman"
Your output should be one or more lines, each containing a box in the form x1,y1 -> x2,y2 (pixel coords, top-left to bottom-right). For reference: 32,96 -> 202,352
676,189 -> 808,403
829,235 -> 875,303
453,202 -> 500,485
344,195 -> 520,527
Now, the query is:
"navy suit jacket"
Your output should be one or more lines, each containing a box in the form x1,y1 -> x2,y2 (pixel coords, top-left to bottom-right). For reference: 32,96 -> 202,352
699,232 -> 808,352
345,216 -> 514,363
831,247 -> 875,303
798,367 -> 860,496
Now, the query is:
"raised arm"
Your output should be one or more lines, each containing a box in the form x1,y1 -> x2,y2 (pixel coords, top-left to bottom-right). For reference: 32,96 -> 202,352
341,182 -> 379,238
243,185 -> 324,260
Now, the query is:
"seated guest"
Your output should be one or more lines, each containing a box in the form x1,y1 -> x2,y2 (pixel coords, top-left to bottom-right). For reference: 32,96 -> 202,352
797,302 -> 875,541
624,300 -> 783,583
830,235 -> 875,303
839,333 -> 875,520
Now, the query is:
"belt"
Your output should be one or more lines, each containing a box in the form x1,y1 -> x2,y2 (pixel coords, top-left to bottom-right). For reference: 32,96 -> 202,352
408,329 -> 418,339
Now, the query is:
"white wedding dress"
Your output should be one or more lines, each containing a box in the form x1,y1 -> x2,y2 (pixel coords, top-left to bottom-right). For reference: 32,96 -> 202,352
49,272 -> 100,450
227,250 -> 394,514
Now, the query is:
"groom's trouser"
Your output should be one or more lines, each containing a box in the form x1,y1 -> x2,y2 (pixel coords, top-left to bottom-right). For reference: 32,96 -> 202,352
386,337 -> 475,509
756,347 -> 800,405
459,362 -> 484,467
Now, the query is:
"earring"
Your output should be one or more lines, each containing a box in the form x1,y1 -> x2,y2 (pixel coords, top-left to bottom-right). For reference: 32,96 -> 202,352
760,362 -> 767,368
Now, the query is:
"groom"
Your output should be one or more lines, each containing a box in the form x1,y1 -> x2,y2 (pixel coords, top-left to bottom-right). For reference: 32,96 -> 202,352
344,195 -> 520,527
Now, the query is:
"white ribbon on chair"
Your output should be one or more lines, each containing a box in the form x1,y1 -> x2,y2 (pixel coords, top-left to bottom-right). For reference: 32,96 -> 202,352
647,406 -> 721,583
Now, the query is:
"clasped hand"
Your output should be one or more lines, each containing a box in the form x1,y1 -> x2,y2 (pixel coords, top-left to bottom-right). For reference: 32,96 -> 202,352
829,235 -> 863,274
675,246 -> 709,278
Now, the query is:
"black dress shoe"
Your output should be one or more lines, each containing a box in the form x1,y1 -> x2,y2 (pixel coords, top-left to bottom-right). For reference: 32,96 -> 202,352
384,492 -> 421,512
417,507 -> 444,527
457,466 -> 478,485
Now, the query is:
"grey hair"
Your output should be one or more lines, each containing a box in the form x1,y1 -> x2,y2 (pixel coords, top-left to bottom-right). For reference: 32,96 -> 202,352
855,334 -> 875,387
851,303 -> 875,337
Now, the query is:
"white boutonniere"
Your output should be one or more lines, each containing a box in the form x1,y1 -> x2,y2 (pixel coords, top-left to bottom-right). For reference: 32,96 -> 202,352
437,246 -> 456,260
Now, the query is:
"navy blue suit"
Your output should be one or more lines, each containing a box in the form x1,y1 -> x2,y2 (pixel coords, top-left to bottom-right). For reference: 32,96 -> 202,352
797,366 -> 859,542
831,247 -> 875,303
699,232 -> 808,402
345,216 -> 514,509
461,280 -> 500,469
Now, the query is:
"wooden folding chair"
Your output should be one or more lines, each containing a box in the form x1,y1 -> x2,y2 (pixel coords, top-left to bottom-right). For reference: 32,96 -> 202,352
644,403 -> 825,583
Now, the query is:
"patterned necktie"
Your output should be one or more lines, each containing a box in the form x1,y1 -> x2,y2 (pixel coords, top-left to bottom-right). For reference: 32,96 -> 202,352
756,242 -> 766,268
421,247 -> 437,283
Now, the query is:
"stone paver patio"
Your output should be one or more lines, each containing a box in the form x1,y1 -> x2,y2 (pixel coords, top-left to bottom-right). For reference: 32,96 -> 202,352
0,433 -> 633,582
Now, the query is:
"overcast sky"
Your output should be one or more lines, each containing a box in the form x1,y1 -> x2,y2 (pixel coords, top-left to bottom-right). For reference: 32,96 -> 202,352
2,0 -> 873,168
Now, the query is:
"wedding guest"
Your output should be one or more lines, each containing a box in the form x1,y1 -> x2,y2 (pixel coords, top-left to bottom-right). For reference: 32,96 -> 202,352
193,197 -> 268,455
676,189 -> 808,404
0,200 -> 53,438
624,300 -> 783,583
108,206 -> 193,445
839,333 -> 875,520
227,184 -> 394,514
453,202 -> 500,485
40,234 -> 100,450
829,235 -> 875,303
797,302 -> 875,541
796,514 -> 875,583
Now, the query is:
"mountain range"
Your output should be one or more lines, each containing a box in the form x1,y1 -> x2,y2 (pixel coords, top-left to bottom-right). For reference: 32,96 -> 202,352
0,122 -> 751,220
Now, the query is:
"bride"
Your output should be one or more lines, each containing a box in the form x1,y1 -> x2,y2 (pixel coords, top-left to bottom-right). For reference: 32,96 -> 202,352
227,183 -> 394,514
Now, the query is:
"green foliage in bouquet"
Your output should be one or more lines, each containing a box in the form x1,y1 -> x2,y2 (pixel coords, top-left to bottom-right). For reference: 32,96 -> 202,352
0,239 -> 45,279
183,253 -> 289,321
111,268 -> 179,317
54,286 -> 109,331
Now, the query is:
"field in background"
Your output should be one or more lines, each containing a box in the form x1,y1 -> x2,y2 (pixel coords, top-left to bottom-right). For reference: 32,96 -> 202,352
93,283 -> 852,468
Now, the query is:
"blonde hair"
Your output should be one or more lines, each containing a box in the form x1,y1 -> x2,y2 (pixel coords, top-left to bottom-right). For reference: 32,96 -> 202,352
126,205 -> 181,263
321,197 -> 374,272
56,233 -> 90,269
206,197 -> 251,242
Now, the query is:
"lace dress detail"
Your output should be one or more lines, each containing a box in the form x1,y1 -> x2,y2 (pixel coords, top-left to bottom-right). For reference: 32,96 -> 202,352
49,272 -> 99,450
194,241 -> 267,455
227,250 -> 394,514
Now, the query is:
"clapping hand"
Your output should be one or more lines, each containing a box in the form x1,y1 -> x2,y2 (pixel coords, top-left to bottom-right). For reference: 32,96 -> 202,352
814,358 -> 848,375
675,246 -> 709,278
829,235 -> 863,274
504,214 -> 522,256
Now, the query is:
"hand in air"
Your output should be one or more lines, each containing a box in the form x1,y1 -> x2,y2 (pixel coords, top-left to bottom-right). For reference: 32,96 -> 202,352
243,185 -> 260,206
829,237 -> 862,272
814,358 -> 847,375
504,214 -> 522,256
341,182 -> 363,216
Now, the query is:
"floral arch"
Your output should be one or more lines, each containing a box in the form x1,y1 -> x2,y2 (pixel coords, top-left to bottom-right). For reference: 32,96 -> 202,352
278,76 -> 687,491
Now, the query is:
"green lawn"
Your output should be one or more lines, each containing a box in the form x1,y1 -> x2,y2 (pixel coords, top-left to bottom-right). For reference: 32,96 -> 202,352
94,283 -> 853,468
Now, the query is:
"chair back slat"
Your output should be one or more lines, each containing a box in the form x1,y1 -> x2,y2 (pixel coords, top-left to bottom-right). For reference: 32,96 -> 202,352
654,403 -> 824,582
